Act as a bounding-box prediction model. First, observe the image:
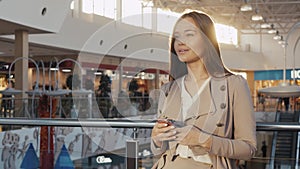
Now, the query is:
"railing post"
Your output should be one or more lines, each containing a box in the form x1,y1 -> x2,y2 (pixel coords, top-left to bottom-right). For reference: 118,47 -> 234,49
126,128 -> 139,169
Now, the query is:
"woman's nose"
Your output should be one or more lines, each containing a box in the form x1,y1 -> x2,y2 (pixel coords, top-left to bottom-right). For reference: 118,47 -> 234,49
177,38 -> 186,45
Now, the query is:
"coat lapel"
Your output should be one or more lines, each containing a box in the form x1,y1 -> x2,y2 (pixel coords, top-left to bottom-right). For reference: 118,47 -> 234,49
198,77 -> 228,143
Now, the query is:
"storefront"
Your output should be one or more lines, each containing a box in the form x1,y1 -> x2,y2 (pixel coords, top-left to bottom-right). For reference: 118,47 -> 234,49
254,69 -> 300,111
254,69 -> 300,89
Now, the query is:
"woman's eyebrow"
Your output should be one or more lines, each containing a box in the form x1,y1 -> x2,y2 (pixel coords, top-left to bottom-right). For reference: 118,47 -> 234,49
184,29 -> 197,33
174,29 -> 197,34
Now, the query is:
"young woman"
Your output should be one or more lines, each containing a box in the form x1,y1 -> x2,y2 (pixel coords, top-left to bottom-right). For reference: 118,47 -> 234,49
151,11 -> 257,169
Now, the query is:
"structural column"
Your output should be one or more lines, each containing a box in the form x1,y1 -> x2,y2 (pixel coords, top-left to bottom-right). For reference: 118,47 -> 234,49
155,69 -> 160,89
152,7 -> 157,32
118,60 -> 123,92
72,0 -> 81,18
116,0 -> 122,21
14,30 -> 29,116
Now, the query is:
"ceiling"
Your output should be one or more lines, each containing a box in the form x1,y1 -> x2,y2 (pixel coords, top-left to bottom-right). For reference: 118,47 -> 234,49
0,36 -> 78,64
0,14 -> 79,63
0,0 -> 300,60
150,0 -> 300,34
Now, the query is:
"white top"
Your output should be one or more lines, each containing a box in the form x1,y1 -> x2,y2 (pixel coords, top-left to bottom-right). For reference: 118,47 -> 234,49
181,76 -> 210,120
176,76 -> 212,164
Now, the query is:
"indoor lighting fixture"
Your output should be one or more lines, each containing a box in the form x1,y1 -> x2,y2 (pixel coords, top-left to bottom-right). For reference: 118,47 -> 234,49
268,24 -> 277,34
62,68 -> 71,73
278,36 -> 285,44
268,29 -> 277,34
273,31 -> 281,40
261,23 -> 271,29
252,13 -> 263,21
240,0 -> 252,12
50,67 -> 59,71
3,65 -> 9,69
240,4 -> 253,12
94,71 -> 102,75
251,1 -> 263,21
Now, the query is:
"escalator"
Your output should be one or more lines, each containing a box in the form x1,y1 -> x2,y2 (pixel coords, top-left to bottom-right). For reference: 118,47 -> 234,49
271,112 -> 299,168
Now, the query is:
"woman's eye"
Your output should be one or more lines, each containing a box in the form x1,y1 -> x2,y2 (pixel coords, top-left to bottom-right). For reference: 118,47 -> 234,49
186,33 -> 194,37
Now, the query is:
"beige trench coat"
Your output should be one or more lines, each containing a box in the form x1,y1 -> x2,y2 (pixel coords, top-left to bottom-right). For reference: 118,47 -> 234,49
151,75 -> 257,169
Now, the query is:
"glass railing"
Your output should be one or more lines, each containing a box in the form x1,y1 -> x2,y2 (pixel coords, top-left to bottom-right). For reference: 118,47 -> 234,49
1,118 -> 300,169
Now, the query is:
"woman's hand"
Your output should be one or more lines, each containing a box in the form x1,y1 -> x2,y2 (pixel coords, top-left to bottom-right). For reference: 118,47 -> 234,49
174,125 -> 212,150
151,119 -> 177,148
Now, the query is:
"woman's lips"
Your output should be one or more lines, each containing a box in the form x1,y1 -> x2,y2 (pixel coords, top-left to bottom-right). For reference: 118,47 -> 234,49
177,49 -> 189,55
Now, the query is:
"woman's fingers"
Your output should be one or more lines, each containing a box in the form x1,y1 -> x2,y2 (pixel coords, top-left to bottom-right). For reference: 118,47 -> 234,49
152,123 -> 206,146
152,122 -> 177,145
156,130 -> 177,142
173,125 -> 196,142
157,122 -> 169,128
153,123 -> 175,136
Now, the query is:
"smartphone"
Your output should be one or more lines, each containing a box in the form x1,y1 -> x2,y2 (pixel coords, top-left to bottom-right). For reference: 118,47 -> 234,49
157,119 -> 173,126
172,120 -> 185,128
157,119 -> 185,128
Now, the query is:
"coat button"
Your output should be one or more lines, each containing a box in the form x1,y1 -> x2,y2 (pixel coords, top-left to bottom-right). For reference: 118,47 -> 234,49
216,123 -> 224,127
220,103 -> 226,109
220,85 -> 226,91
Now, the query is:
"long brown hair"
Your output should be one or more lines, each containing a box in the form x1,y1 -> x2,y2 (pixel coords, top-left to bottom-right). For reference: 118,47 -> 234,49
169,11 -> 232,80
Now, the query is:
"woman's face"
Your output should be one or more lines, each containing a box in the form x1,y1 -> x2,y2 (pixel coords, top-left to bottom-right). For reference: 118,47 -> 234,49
173,17 -> 205,64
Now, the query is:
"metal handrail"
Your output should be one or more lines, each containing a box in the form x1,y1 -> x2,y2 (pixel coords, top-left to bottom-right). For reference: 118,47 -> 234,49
257,122 -> 300,131
1,118 -> 300,130
0,118 -> 156,128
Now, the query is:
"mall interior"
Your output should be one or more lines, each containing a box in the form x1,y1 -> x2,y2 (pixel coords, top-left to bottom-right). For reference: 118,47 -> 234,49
0,0 -> 300,168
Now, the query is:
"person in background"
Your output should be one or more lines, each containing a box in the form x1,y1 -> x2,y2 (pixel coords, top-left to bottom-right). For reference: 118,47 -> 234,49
283,97 -> 290,112
277,97 -> 283,112
85,76 -> 94,91
114,91 -> 137,117
258,93 -> 265,111
261,140 -> 267,169
261,141 -> 267,157
151,11 -> 256,169
1,80 -> 15,118
96,75 -> 112,118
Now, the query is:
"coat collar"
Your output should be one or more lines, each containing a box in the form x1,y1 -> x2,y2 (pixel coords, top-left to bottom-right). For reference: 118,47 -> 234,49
159,77 -> 228,138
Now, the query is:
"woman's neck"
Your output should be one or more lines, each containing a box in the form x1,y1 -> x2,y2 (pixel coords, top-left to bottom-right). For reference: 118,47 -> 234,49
186,60 -> 209,83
